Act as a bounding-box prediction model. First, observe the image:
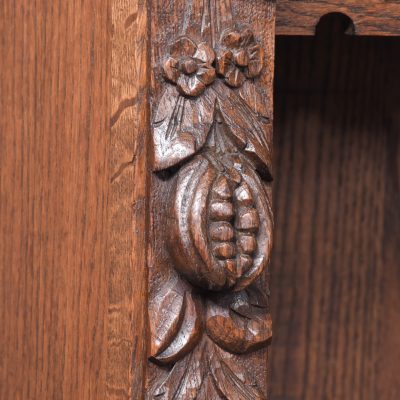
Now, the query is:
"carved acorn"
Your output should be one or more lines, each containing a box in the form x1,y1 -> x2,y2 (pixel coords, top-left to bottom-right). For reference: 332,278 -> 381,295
167,151 -> 273,291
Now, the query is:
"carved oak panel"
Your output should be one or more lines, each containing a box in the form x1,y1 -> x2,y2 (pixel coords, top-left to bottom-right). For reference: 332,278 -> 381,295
146,1 -> 275,398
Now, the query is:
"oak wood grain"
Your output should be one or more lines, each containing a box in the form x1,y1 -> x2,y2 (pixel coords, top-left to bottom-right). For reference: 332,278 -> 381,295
3,2 -> 399,399
270,28 -> 400,400
276,0 -> 400,36
0,1 -> 109,399
108,1 -> 150,399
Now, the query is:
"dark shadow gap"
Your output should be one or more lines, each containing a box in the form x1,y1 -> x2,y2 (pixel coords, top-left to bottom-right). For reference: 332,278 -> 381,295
270,21 -> 400,400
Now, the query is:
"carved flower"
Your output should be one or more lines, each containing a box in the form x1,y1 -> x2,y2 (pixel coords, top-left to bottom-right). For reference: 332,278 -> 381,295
216,28 -> 264,88
163,37 -> 216,97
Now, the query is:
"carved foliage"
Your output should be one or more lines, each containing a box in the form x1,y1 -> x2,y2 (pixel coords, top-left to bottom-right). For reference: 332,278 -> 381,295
149,279 -> 202,365
149,28 -> 272,399
152,33 -> 272,178
153,338 -> 268,400
206,287 -> 272,354
148,277 -> 272,363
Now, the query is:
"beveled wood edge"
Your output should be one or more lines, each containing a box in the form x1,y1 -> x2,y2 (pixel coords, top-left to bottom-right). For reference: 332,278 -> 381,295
107,0 -> 151,399
276,0 -> 400,36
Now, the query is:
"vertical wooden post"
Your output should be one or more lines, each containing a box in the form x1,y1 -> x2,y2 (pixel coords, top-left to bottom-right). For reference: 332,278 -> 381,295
108,1 -> 275,398
146,1 -> 276,398
108,1 -> 150,399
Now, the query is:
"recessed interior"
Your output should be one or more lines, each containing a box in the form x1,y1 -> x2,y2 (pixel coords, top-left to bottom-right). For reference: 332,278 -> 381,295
270,14 -> 400,400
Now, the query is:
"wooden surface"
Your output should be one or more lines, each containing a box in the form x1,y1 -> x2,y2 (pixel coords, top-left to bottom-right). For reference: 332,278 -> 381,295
3,2 -> 400,400
0,1 -> 109,399
270,24 -> 400,400
276,0 -> 400,36
108,1 -> 150,399
146,1 -> 276,398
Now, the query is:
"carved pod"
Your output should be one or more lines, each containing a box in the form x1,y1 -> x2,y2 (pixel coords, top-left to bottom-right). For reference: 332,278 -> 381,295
167,151 -> 273,292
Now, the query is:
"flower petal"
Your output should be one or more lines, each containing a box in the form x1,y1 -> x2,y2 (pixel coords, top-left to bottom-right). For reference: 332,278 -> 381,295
216,50 -> 234,77
193,42 -> 215,64
221,29 -> 241,48
240,28 -> 255,47
234,49 -> 249,67
177,75 -> 206,97
246,44 -> 264,78
197,66 -> 216,86
224,67 -> 245,88
163,57 -> 180,83
170,36 -> 197,58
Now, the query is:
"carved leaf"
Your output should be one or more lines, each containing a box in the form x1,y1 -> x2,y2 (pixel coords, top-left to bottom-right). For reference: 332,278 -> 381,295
239,79 -> 270,120
213,80 -> 272,180
208,348 -> 266,400
205,290 -> 272,354
152,85 -> 216,171
247,284 -> 269,308
149,279 -> 186,357
153,339 -> 266,400
152,291 -> 202,365
152,342 -> 206,400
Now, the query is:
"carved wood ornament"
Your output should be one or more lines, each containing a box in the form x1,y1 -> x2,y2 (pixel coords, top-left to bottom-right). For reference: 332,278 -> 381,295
147,1 -> 274,398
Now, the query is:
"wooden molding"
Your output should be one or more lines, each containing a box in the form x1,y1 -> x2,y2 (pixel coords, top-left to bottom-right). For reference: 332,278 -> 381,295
146,1 -> 275,398
109,1 -> 151,398
276,0 -> 400,36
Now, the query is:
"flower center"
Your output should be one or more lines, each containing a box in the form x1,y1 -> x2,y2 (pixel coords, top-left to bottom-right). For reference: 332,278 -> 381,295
180,58 -> 198,75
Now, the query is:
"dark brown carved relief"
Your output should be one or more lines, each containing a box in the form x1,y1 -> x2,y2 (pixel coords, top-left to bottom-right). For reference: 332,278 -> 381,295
147,1 -> 274,398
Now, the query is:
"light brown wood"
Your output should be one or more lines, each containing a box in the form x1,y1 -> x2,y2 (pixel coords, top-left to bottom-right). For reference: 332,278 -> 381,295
270,28 -> 400,400
108,0 -> 150,399
0,1 -> 109,399
4,2 -> 400,399
276,0 -> 400,36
